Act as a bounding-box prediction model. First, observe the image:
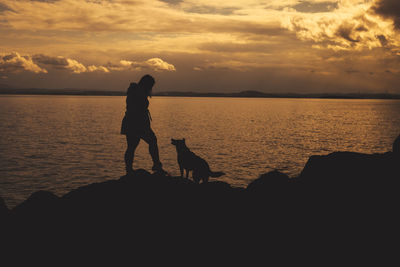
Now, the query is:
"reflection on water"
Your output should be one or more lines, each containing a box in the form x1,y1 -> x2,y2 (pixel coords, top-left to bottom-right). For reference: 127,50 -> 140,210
1,95 -> 400,207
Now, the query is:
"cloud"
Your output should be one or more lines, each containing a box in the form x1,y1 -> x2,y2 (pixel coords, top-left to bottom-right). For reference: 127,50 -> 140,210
183,5 -> 238,15
32,54 -> 109,73
159,0 -> 183,5
0,2 -> 13,13
292,1 -> 339,13
145,58 -> 176,71
2,52 -> 175,75
336,23 -> 360,42
376,34 -> 388,46
87,65 -> 110,73
119,58 -> 176,71
0,52 -> 47,73
120,60 -> 134,67
30,0 -> 60,2
32,54 -> 69,67
371,0 -> 400,29
282,0 -> 400,51
65,58 -> 88,73
1,0 -> 400,93
0,0 -> 281,36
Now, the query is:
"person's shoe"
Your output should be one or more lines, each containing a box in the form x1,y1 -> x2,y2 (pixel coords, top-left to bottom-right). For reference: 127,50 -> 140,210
152,163 -> 169,176
151,162 -> 162,172
126,168 -> 135,176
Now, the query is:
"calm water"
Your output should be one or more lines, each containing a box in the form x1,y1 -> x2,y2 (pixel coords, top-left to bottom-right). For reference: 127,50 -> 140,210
1,95 -> 400,207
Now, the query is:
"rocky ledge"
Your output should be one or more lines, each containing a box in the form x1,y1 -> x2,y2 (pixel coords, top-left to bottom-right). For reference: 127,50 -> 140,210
1,137 -> 399,259
1,143 -> 399,222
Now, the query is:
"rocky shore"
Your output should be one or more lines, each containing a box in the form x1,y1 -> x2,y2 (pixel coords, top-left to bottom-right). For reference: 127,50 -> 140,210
1,137 -> 399,261
2,138 -> 399,222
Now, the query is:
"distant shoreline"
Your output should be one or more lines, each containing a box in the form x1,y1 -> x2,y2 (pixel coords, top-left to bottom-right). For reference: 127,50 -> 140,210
1,88 -> 400,100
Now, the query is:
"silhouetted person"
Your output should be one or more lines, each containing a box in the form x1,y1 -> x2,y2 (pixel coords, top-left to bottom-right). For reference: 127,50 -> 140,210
121,75 -> 166,175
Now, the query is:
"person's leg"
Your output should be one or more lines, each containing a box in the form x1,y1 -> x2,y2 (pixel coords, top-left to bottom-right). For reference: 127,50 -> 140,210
141,128 -> 162,171
125,134 -> 140,175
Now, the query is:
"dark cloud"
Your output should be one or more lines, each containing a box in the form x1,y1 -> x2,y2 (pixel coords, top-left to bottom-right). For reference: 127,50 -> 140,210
292,1 -> 338,13
158,1 -> 239,15
355,25 -> 368,32
377,34 -> 388,46
372,0 -> 400,29
184,5 -> 238,15
336,24 -> 359,43
0,2 -> 13,13
32,54 -> 69,69
158,0 -> 183,5
345,70 -> 359,74
32,54 -> 89,73
28,0 -> 60,2
212,21 -> 290,36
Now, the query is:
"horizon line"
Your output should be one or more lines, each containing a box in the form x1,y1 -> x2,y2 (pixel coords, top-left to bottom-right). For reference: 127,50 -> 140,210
0,88 -> 400,100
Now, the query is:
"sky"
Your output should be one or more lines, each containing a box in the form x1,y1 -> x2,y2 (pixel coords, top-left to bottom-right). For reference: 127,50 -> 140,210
0,0 -> 399,93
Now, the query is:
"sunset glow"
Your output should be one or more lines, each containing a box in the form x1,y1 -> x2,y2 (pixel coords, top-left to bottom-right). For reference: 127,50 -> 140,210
1,0 -> 399,92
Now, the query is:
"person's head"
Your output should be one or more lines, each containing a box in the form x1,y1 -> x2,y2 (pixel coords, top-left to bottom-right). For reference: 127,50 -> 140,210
138,74 -> 155,97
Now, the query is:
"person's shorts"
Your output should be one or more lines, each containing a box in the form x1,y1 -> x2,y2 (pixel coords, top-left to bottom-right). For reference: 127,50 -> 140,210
121,115 -> 150,136
126,127 -> 156,143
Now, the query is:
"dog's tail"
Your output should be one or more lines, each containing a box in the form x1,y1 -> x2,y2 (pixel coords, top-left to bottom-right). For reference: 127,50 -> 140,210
209,171 -> 225,178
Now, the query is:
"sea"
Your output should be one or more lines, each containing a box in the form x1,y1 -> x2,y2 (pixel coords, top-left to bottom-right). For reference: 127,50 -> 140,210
1,95 -> 400,208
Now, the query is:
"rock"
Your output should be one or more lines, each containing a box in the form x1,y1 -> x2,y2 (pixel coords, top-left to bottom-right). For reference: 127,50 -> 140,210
246,171 -> 290,193
0,196 -> 9,218
198,181 -> 237,201
5,147 -> 399,225
199,180 -> 232,191
12,190 -> 60,218
298,151 -> 399,191
393,134 -> 400,154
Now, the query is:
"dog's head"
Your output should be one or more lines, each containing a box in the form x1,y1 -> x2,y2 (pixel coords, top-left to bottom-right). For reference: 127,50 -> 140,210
171,138 -> 186,149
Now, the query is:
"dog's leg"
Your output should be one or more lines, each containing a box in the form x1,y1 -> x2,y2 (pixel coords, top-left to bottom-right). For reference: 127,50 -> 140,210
179,164 -> 184,177
193,173 -> 200,184
185,169 -> 189,179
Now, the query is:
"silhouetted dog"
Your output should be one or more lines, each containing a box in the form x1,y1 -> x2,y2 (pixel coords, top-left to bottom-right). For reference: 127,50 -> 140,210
171,138 -> 225,183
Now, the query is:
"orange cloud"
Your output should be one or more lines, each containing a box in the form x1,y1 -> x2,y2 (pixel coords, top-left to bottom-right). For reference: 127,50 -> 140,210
32,54 -> 109,74
1,52 -> 175,74
281,0 -> 400,52
0,52 -> 47,74
372,0 -> 400,29
119,58 -> 176,71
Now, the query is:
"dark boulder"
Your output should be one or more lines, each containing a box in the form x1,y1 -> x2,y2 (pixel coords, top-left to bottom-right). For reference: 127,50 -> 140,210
246,171 -> 290,194
393,134 -> 400,154
298,151 -> 399,204
199,180 -> 233,193
11,190 -> 60,219
199,181 -> 240,203
0,196 -> 9,218
5,146 -> 398,228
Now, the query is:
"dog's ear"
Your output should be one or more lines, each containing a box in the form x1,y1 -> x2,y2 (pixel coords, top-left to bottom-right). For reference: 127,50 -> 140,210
171,138 -> 175,142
